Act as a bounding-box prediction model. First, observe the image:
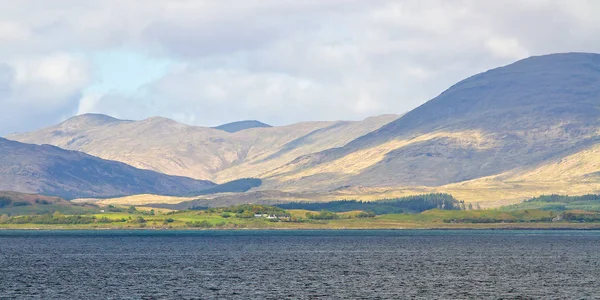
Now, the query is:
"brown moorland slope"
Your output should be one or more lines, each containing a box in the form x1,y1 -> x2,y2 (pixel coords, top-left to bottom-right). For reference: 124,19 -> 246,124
9,114 -> 398,183
260,53 -> 600,194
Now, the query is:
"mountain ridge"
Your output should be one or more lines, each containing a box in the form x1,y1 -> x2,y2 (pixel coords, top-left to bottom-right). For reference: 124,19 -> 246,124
0,137 -> 215,199
8,114 -> 399,182
257,52 -> 600,191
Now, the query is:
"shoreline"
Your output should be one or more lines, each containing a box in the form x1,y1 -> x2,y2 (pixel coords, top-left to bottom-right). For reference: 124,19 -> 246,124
2,224 -> 600,231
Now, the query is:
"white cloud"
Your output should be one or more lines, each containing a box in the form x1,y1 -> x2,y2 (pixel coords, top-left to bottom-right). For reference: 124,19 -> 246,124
81,67 -> 386,125
0,53 -> 91,133
485,37 -> 530,60
77,93 -> 103,115
1,0 -> 600,134
7,53 -> 91,107
0,21 -> 31,44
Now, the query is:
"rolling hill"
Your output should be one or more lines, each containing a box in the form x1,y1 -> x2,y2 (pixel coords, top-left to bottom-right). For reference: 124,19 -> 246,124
8,114 -> 398,183
0,191 -> 101,215
0,191 -> 68,206
0,138 -> 215,199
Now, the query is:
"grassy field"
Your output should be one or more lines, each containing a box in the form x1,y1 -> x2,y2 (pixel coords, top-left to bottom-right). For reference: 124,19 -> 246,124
503,195 -> 600,212
73,179 -> 600,210
3,208 -> 600,230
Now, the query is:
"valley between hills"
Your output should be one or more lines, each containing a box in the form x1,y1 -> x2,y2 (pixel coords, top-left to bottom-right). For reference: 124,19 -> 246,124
3,52 -> 600,229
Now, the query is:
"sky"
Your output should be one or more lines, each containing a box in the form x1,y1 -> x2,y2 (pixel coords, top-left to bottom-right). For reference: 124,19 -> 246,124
1,0 -> 600,135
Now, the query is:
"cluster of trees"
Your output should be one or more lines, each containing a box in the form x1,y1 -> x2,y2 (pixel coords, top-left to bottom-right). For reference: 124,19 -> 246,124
277,193 -> 462,215
562,212 -> 600,222
306,210 -> 339,220
457,202 -> 481,211
444,217 -> 509,224
186,220 -> 212,228
357,211 -> 376,218
0,197 -> 49,208
0,197 -> 12,208
511,194 -> 600,212
196,204 -> 291,219
305,210 -> 375,220
189,205 -> 209,210
391,194 -> 462,210
0,212 -> 96,225
122,206 -> 156,215
0,212 -> 176,226
301,210 -> 374,222
0,197 -> 33,208
527,194 -> 600,203
444,216 -> 555,224
186,220 -> 228,228
0,196 -> 103,216
104,205 -> 126,212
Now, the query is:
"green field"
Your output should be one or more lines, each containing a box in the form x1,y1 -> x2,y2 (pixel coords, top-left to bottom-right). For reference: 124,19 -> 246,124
2,206 -> 600,230
503,194 -> 600,212
3,193 -> 600,230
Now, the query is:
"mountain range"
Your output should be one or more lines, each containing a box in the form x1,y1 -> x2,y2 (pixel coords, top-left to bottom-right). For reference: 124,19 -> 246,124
5,52 -> 600,206
8,114 -> 398,182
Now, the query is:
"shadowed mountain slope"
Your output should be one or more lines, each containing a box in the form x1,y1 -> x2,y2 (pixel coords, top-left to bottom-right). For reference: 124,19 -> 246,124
0,138 -> 215,199
352,52 -> 600,145
262,53 -> 600,191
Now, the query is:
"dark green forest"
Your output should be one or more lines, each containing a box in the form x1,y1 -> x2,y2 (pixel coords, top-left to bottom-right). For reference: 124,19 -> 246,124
276,193 -> 461,215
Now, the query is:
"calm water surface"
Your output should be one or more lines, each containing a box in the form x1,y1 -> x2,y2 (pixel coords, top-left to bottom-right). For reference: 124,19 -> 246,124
0,230 -> 599,299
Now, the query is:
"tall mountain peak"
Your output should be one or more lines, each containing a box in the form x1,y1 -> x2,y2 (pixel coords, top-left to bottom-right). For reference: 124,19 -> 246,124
356,52 -> 600,144
63,113 -> 127,127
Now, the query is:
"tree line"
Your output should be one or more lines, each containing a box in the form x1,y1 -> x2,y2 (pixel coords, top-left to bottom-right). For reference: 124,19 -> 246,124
526,194 -> 600,203
191,204 -> 291,218
0,212 -> 96,225
276,193 -> 461,215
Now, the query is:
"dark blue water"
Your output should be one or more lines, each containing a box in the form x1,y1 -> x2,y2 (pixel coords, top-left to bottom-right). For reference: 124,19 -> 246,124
1,230 -> 599,299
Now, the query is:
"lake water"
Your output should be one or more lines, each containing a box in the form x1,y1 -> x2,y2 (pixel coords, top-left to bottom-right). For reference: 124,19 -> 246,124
1,230 -> 599,299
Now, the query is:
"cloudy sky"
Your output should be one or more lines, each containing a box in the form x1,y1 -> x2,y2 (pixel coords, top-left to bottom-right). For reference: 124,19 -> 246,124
1,0 -> 600,135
